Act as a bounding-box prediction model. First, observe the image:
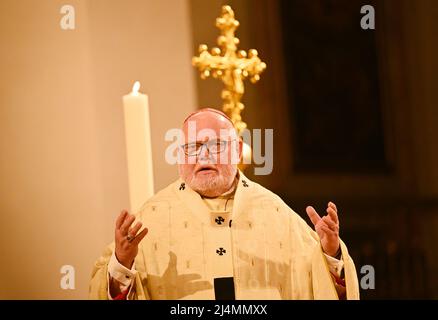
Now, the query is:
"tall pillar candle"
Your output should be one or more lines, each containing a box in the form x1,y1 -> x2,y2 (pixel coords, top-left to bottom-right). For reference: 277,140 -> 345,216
122,81 -> 154,213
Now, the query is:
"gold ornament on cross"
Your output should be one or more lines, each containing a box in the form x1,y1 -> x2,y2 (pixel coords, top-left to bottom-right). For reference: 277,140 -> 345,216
192,5 -> 267,134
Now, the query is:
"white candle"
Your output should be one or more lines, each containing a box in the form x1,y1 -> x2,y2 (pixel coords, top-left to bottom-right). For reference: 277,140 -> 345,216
123,81 -> 154,213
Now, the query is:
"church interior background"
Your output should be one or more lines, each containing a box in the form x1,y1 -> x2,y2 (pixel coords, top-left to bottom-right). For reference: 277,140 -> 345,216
0,0 -> 437,299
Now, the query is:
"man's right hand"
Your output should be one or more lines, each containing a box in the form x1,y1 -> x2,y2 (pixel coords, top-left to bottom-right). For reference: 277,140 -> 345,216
114,210 -> 149,269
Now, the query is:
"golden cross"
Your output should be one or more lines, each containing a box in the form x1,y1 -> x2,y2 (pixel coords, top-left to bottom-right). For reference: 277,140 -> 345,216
192,5 -> 267,134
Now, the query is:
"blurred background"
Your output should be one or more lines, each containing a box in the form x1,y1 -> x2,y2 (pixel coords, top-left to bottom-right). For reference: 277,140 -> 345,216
0,0 -> 437,299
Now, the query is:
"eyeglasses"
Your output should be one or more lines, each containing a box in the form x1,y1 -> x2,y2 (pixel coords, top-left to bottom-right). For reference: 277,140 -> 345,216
181,139 -> 235,156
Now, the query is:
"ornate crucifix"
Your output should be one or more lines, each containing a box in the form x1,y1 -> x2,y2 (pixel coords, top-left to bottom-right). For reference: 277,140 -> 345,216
192,5 -> 267,134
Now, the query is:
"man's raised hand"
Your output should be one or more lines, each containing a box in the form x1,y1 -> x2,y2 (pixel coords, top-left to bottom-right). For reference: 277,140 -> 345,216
114,210 -> 148,269
306,202 -> 340,257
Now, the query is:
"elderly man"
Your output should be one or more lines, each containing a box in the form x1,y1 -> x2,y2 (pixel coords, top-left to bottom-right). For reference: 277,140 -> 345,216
89,108 -> 360,300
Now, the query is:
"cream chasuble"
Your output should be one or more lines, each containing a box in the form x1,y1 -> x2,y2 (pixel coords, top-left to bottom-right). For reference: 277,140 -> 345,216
90,171 -> 360,300
202,190 -> 235,282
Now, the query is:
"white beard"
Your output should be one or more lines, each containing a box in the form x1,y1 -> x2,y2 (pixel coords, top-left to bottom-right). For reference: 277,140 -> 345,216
179,165 -> 237,197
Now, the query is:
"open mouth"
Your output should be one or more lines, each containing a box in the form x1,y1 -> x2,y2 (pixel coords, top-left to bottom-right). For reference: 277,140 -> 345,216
196,166 -> 217,174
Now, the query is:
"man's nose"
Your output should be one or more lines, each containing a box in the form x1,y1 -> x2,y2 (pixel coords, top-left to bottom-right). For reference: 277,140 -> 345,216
198,144 -> 210,159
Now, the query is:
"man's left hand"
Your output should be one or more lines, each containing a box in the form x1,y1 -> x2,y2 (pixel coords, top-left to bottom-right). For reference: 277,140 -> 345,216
306,202 -> 340,257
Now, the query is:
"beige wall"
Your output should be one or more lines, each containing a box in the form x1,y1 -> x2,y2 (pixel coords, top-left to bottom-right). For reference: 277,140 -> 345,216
0,0 -> 196,299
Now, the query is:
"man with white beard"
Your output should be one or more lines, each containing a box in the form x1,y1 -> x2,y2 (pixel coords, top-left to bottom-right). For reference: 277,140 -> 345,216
89,108 -> 359,300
